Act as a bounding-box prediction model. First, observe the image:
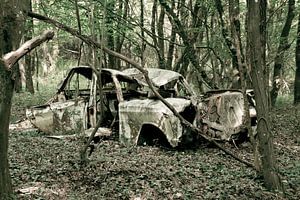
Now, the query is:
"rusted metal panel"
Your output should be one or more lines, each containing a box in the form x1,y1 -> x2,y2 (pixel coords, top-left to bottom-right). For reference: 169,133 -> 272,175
9,119 -> 37,132
195,91 -> 248,140
26,99 -> 86,134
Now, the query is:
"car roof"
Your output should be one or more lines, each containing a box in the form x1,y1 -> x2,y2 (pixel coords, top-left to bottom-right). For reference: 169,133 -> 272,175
123,68 -> 183,87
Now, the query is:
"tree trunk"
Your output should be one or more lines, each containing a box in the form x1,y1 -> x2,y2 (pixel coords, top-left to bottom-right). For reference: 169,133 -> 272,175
0,62 -> 14,199
41,43 -> 51,76
115,0 -> 128,69
75,0 -> 83,66
166,26 -> 176,69
247,0 -> 283,191
215,0 -> 238,71
157,5 -> 165,69
1,27 -> 54,199
106,0 -> 116,68
14,62 -> 23,93
140,0 -> 146,67
295,14 -> 300,105
0,1 -> 20,198
151,0 -> 166,69
25,0 -> 34,94
270,0 -> 295,107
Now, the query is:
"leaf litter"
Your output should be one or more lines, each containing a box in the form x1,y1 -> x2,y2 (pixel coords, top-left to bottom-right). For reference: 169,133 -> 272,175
9,94 -> 300,199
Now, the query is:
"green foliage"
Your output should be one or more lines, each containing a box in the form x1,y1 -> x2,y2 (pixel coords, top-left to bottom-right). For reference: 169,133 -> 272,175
10,69 -> 71,123
275,94 -> 294,108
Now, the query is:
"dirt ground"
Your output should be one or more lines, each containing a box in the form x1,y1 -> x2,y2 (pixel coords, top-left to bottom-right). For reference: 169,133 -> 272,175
8,93 -> 300,199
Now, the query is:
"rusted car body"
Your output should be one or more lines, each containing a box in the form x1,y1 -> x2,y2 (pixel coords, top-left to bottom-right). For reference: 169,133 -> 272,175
24,66 -> 256,147
119,68 -> 256,147
26,66 -> 141,134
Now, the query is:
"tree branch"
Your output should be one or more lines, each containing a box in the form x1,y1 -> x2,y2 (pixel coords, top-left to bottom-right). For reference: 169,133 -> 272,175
2,30 -> 54,70
28,11 -> 254,169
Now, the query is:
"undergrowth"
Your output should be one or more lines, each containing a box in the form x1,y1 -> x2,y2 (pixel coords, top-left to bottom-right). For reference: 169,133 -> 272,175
9,83 -> 300,199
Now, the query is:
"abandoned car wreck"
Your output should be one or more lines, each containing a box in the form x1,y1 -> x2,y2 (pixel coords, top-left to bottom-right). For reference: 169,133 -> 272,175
14,66 -> 256,147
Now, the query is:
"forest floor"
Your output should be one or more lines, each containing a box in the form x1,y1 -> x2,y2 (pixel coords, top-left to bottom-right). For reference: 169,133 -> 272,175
8,86 -> 300,199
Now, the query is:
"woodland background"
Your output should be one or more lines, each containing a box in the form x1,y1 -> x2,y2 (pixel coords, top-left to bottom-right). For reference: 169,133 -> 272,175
0,0 -> 299,199
13,0 -> 300,104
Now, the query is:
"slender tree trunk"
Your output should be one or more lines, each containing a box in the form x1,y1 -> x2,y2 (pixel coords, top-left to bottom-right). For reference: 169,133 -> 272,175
151,0 -> 166,69
75,0 -> 83,66
157,5 -> 165,69
106,0 -> 116,68
115,0 -> 128,69
140,0 -> 146,67
35,50 -> 39,91
166,27 -> 176,69
1,29 -> 54,199
14,62 -> 23,92
270,0 -> 295,107
295,14 -> 300,105
215,0 -> 238,70
247,0 -> 283,191
25,0 -> 35,94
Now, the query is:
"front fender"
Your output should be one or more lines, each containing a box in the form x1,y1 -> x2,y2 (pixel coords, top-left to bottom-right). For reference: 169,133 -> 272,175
118,98 -> 192,147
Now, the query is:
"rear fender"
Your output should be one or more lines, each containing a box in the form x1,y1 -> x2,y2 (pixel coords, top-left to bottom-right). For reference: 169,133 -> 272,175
26,99 -> 87,134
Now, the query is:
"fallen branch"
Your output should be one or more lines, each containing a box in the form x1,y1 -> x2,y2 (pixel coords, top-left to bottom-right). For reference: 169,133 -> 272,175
2,30 -> 54,70
28,12 -> 254,169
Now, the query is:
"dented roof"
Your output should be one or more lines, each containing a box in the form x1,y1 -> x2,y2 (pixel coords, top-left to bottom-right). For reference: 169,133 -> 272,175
123,68 -> 184,87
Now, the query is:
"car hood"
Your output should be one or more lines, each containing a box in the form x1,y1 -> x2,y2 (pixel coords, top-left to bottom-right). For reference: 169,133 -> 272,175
119,97 -> 192,114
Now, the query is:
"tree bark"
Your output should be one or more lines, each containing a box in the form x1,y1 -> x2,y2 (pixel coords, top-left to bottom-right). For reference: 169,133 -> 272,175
0,62 -> 14,200
295,14 -> 300,105
270,0 -> 295,107
247,0 -> 283,191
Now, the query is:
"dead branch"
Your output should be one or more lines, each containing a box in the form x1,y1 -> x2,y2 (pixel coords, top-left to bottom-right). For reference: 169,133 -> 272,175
2,30 -> 54,70
28,12 -> 254,169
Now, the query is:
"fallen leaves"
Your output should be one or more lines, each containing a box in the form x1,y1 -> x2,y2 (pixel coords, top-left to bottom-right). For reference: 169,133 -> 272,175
9,93 -> 300,199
